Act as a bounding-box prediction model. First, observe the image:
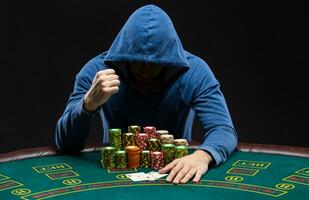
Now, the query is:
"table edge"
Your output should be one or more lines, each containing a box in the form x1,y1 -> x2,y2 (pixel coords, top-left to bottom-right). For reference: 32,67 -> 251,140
0,142 -> 308,163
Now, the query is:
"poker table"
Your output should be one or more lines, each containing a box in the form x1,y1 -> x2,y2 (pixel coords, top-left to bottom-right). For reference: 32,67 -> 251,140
0,142 -> 308,200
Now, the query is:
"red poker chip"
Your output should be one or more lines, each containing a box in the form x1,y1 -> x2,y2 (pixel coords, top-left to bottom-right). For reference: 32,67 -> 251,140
136,133 -> 149,150
144,126 -> 157,139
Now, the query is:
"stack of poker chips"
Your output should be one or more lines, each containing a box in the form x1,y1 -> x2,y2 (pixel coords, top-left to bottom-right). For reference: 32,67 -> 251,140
148,138 -> 161,152
115,150 -> 127,169
126,146 -> 140,168
123,133 -> 135,146
156,130 -> 169,138
109,129 -> 122,150
160,134 -> 174,144
128,125 -> 141,135
151,151 -> 164,169
102,126 -> 189,170
174,139 -> 189,146
101,146 -> 116,169
140,150 -> 151,168
135,133 -> 149,150
175,146 -> 188,159
161,143 -> 176,165
144,126 -> 157,139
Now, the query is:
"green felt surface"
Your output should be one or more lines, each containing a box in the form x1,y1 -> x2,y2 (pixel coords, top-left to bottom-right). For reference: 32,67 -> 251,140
0,150 -> 308,200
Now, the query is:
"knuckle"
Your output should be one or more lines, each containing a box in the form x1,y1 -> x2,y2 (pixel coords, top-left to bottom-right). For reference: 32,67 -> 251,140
178,160 -> 186,166
96,71 -> 103,78
174,159 -> 182,165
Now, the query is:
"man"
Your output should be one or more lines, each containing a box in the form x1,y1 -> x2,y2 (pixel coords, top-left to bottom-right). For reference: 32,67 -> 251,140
55,4 -> 237,184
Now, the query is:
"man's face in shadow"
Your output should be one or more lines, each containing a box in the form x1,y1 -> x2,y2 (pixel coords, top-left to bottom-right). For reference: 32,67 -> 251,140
127,62 -> 164,95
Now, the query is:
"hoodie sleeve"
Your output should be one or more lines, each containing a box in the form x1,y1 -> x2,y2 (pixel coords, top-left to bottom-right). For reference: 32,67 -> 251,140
190,60 -> 238,166
55,58 -> 101,152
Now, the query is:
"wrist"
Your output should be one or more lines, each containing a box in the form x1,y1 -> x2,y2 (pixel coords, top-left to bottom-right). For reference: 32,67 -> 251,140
83,97 -> 97,113
194,150 -> 213,164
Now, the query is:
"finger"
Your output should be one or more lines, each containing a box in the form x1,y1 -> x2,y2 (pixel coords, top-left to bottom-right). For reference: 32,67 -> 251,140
159,159 -> 179,174
103,74 -> 119,81
94,69 -> 116,82
166,161 -> 184,182
97,74 -> 119,83
103,86 -> 119,95
172,166 -> 190,184
94,75 -> 119,91
180,168 -> 196,184
192,169 -> 205,183
98,69 -> 116,76
101,79 -> 120,87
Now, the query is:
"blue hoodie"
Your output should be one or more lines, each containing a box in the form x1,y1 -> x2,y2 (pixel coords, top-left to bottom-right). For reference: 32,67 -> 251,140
55,5 -> 237,165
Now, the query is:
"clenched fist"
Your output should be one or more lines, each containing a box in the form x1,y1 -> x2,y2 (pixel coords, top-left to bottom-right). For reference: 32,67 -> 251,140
83,69 -> 120,112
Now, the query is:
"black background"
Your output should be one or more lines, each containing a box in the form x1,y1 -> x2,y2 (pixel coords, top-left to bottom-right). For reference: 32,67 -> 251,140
1,0 -> 308,153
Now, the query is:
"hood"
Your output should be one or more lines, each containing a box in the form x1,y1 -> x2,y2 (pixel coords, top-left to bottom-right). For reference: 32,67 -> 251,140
104,4 -> 190,70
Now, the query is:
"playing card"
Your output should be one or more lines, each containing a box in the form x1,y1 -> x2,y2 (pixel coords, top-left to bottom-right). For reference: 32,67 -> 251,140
146,171 -> 168,181
125,172 -> 148,181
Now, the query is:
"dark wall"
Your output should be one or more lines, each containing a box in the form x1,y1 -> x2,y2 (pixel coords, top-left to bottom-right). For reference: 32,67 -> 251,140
1,0 -> 308,153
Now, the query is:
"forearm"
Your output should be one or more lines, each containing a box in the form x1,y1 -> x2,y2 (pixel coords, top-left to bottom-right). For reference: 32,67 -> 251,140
198,125 -> 238,166
55,99 -> 97,152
